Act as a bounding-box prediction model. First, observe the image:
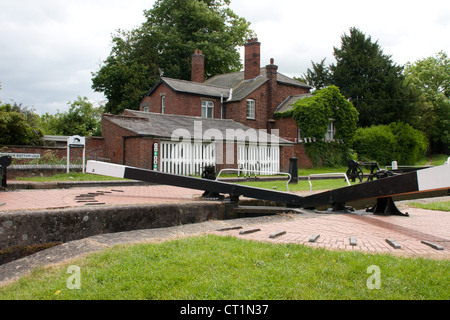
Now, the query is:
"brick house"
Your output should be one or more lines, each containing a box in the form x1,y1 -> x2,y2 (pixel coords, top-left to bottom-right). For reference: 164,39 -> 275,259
102,39 -> 314,174
140,39 -> 311,132
101,110 -> 294,175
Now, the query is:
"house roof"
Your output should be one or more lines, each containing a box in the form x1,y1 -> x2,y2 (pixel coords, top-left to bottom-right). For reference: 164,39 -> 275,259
276,93 -> 314,113
146,68 -> 311,103
205,68 -> 311,102
147,77 -> 231,99
105,110 -> 293,145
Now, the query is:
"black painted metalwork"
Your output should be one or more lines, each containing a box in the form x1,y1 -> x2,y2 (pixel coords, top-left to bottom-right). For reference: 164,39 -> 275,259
0,156 -> 12,189
87,160 -> 448,217
124,166 -> 304,207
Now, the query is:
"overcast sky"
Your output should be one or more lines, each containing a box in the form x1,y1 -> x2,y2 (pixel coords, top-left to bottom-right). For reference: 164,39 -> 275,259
1,0 -> 449,115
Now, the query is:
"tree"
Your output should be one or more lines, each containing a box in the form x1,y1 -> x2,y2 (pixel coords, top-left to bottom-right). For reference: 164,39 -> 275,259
92,0 -> 255,114
0,102 -> 44,146
404,51 -> 450,152
330,27 -> 415,127
296,58 -> 332,91
41,96 -> 103,137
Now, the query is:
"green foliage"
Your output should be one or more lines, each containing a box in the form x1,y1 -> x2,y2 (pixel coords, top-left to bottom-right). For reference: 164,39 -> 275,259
1,235 -> 448,300
41,96 -> 103,137
404,51 -> 450,152
388,122 -> 428,164
314,86 -> 359,144
0,102 -> 43,146
92,0 -> 255,114
296,58 -> 332,91
314,27 -> 416,127
353,122 -> 428,165
292,96 -> 331,139
353,125 -> 397,165
276,86 -> 359,166
408,201 -> 450,212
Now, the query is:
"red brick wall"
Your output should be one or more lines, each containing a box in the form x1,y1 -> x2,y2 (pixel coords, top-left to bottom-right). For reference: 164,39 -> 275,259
101,115 -> 136,165
273,118 -> 298,143
1,137 -> 104,164
139,83 -> 223,119
225,82 -> 309,132
225,85 -> 269,130
123,137 -> 158,170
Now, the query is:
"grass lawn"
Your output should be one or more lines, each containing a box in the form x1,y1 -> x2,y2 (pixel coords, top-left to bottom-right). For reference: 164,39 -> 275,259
16,172 -> 128,182
0,235 -> 448,300
238,178 -> 356,192
408,201 -> 450,212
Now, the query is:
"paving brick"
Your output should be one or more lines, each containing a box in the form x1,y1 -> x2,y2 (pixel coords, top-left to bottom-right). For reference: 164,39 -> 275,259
1,184 -> 449,259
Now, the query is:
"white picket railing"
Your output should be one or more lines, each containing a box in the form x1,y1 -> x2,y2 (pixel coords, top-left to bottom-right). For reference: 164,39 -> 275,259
160,142 -> 280,176
238,144 -> 280,175
160,142 -> 215,175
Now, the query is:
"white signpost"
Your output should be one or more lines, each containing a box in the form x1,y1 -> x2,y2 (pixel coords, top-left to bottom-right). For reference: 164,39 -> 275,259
67,135 -> 86,173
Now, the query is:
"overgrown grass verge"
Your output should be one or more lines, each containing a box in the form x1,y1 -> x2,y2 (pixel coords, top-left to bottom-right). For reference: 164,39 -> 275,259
1,235 -> 448,300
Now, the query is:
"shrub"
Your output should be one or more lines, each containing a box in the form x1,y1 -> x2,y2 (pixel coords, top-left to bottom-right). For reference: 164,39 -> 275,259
275,86 -> 359,167
388,122 -> 428,164
353,123 -> 428,165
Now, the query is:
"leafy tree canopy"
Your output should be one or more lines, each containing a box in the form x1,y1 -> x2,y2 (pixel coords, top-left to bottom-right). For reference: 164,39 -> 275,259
330,27 -> 415,127
301,28 -> 419,127
92,0 -> 255,114
404,51 -> 450,152
0,102 -> 44,146
41,96 -> 103,137
296,58 -> 332,91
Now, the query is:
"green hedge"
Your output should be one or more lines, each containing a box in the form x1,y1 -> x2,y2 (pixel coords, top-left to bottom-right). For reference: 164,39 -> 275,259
353,123 -> 428,165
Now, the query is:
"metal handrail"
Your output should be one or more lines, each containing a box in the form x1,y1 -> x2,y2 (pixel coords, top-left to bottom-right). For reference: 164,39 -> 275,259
308,173 -> 351,194
216,168 -> 292,192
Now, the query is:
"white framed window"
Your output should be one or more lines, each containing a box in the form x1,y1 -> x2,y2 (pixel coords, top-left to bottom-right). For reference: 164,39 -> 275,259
297,127 -> 302,142
325,119 -> 336,141
143,106 -> 149,112
201,100 -> 214,118
246,99 -> 255,119
161,96 -> 166,114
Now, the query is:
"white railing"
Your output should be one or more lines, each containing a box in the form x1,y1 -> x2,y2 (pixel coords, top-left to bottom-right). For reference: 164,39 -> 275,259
160,142 -> 215,175
216,168 -> 292,192
238,145 -> 280,175
308,173 -> 351,194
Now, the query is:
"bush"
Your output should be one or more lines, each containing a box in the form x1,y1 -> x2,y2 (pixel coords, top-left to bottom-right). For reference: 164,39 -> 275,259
275,86 -> 359,167
353,123 -> 428,165
388,122 -> 428,164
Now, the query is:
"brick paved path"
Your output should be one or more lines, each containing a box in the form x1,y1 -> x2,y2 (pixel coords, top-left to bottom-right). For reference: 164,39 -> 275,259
1,185 -> 449,259
0,185 -> 205,211
212,204 -> 450,259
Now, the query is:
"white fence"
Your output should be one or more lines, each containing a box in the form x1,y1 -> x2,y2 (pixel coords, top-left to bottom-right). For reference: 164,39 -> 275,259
160,142 -> 280,176
160,142 -> 216,175
238,144 -> 280,175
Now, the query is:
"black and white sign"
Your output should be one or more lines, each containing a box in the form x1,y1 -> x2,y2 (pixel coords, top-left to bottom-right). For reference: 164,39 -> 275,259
67,135 -> 86,148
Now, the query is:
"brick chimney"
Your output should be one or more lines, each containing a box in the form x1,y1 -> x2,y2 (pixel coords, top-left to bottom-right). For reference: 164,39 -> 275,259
191,49 -> 205,83
244,38 -> 261,80
266,58 -> 279,123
